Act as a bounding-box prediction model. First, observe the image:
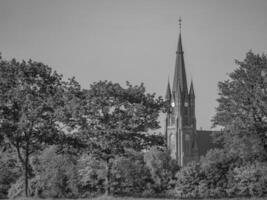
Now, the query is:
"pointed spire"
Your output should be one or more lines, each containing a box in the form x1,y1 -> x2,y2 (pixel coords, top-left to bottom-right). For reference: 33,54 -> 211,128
172,18 -> 188,96
165,80 -> 171,100
189,80 -> 195,97
177,32 -> 183,54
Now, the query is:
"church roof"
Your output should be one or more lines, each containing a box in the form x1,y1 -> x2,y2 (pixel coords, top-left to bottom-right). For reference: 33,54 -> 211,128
196,130 -> 222,157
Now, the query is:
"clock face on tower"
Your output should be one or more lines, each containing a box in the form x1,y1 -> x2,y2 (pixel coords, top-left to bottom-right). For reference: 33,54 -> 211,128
171,102 -> 175,107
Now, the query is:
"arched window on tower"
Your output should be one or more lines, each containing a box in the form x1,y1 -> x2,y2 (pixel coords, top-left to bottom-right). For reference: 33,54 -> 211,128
169,133 -> 176,158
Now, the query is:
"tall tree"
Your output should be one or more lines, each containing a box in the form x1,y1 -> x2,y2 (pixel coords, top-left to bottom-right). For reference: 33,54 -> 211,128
79,81 -> 165,195
213,51 -> 267,160
0,58 -> 79,196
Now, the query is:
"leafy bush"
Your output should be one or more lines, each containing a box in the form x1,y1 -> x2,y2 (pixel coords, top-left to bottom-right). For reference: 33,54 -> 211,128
174,149 -> 240,198
174,148 -> 267,198
30,146 -> 79,198
77,148 -> 179,197
0,150 -> 21,198
111,150 -> 151,195
78,150 -> 152,197
77,154 -> 106,197
174,161 -> 203,198
231,162 -> 267,197
199,149 -> 240,198
8,177 -> 37,199
144,147 -> 180,193
8,178 -> 24,199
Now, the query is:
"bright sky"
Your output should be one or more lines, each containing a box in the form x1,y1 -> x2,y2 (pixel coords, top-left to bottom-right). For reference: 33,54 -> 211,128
1,0 -> 267,130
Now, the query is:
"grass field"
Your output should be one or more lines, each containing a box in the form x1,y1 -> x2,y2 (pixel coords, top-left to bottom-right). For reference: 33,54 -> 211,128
90,197 -> 267,200
7,196 -> 267,200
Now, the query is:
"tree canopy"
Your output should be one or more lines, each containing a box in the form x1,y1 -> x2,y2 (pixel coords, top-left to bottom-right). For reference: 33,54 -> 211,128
0,58 -> 80,196
0,54 -> 169,197
78,81 -> 165,194
213,51 -> 267,160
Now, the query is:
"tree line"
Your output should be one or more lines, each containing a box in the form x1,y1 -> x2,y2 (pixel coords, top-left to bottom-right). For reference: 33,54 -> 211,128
0,53 -> 175,198
0,51 -> 267,199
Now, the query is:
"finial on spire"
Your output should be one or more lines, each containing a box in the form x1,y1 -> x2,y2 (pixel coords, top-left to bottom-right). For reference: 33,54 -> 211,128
178,17 -> 182,32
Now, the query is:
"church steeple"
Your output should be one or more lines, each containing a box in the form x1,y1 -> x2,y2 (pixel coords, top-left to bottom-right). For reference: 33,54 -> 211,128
172,18 -> 188,97
165,19 -> 200,167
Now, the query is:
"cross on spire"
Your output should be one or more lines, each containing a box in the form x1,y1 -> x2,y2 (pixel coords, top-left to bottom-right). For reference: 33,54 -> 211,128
179,17 -> 182,32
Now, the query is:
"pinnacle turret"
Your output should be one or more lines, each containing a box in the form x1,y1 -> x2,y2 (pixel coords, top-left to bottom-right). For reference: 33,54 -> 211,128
189,80 -> 195,98
165,81 -> 171,100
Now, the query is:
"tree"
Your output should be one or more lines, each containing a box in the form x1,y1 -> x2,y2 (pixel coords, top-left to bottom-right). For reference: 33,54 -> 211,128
0,58 -> 79,196
111,149 -> 151,195
77,153 -> 106,196
0,149 -> 21,198
144,147 -> 179,193
231,161 -> 267,197
212,51 -> 267,161
30,146 -> 79,198
79,81 -> 165,195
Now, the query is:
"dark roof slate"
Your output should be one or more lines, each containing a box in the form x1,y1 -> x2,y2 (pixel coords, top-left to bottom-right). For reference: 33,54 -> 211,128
196,130 -> 222,157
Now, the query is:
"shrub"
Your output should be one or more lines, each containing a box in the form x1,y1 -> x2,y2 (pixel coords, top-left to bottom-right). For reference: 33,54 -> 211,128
199,149 -> 238,198
7,177 -> 36,199
231,162 -> 267,197
174,161 -> 203,198
111,150 -> 151,195
144,147 -> 180,193
174,148 -> 267,198
174,149 -> 241,198
77,150 -> 152,197
77,154 -> 106,197
0,150 -> 21,198
7,178 -> 24,199
78,148 -> 179,197
30,146 -> 79,198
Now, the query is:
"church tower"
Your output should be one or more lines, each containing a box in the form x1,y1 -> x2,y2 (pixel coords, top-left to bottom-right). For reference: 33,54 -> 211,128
165,19 -> 199,166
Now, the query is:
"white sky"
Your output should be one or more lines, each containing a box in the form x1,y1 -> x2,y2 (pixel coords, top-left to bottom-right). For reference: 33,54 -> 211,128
1,0 -> 267,130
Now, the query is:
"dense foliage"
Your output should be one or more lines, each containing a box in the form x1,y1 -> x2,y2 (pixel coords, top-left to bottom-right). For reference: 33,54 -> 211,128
0,149 -> 21,198
212,51 -> 267,160
77,148 -> 178,197
144,147 -> 179,193
174,149 -> 267,198
30,146 -> 79,198
0,57 -> 82,196
174,51 -> 267,198
77,153 -> 106,196
0,55 -> 167,198
76,81 -> 165,194
1,51 -> 267,199
111,150 -> 151,195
